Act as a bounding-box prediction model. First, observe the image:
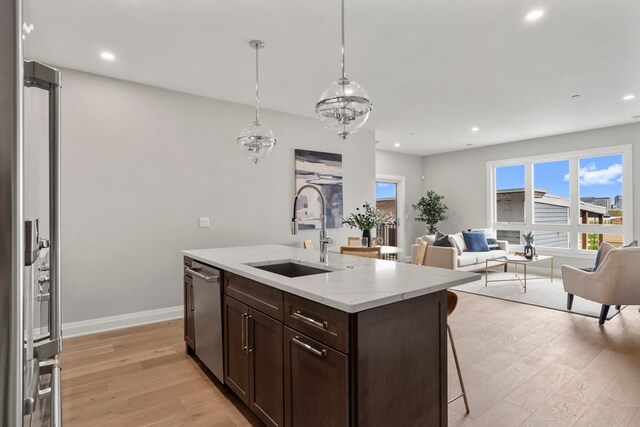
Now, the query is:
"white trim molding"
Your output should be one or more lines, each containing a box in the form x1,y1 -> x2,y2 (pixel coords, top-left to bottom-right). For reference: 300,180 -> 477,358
486,144 -> 633,255
62,305 -> 183,338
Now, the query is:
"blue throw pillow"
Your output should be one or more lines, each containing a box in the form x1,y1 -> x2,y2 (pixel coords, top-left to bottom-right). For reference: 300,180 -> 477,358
462,231 -> 490,252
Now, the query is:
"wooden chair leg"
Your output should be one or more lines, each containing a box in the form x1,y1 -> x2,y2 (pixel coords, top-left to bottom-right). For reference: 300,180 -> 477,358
447,325 -> 469,414
599,305 -> 610,325
567,293 -> 574,310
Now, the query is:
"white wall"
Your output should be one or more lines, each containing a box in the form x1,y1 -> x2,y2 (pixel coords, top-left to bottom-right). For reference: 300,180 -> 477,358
375,149 -> 426,254
57,68 -> 375,324
422,122 -> 640,269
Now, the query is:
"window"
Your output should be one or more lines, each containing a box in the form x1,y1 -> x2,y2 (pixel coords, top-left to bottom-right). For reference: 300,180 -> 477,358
488,145 -> 633,252
495,165 -> 524,223
533,160 -> 569,225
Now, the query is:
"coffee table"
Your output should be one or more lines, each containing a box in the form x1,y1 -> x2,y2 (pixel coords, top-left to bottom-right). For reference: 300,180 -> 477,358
484,255 -> 554,293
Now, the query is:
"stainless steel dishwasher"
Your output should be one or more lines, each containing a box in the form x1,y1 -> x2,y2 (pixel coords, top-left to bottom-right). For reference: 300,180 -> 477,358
185,261 -> 224,383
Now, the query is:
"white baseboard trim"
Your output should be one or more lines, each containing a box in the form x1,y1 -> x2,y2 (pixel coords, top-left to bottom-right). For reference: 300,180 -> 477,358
62,305 -> 183,338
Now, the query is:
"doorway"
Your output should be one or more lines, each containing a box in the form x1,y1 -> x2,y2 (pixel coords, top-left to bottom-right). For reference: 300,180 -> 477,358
375,175 -> 406,254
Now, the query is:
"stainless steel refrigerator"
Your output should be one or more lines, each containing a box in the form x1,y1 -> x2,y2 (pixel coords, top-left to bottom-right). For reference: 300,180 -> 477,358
1,1 -> 63,424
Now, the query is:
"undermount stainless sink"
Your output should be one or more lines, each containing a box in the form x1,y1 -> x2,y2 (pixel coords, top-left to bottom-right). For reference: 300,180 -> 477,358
247,261 -> 334,278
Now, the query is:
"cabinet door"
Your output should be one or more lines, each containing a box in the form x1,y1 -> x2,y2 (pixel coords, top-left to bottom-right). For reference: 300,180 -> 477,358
224,296 -> 250,404
284,327 -> 349,427
184,275 -> 195,350
248,308 -> 284,427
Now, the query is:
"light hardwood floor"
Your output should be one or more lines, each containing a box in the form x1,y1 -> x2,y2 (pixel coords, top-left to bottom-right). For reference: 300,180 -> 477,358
447,293 -> 640,427
61,321 -> 261,426
61,293 -> 640,426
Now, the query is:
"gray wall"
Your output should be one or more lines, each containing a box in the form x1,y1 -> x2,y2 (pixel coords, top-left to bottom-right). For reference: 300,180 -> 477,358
422,122 -> 640,269
56,69 -> 375,323
375,149 -> 426,254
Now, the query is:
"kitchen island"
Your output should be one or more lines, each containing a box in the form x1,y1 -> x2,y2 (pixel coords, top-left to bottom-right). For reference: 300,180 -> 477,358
182,244 -> 478,427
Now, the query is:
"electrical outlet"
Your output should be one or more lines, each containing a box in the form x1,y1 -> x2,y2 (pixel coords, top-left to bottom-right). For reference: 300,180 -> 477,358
199,217 -> 210,228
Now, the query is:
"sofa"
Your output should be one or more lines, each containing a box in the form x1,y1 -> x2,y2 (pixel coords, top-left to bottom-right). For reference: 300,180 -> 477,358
411,230 -> 509,271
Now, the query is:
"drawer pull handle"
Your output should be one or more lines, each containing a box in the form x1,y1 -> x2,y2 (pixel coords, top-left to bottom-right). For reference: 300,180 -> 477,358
185,267 -> 220,283
292,311 -> 329,330
241,313 -> 248,352
292,336 -> 326,357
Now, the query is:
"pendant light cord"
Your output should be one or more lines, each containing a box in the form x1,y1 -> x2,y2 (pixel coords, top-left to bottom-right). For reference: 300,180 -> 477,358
341,0 -> 346,80
255,44 -> 260,123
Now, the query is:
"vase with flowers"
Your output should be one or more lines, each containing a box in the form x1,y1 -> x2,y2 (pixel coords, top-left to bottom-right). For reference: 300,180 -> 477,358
342,202 -> 394,246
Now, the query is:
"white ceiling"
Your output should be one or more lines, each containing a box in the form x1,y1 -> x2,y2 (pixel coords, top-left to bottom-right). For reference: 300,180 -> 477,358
24,0 -> 640,156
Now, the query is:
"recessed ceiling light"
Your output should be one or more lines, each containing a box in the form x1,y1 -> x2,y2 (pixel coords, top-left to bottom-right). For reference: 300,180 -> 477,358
471,127 -> 479,132
394,143 -> 400,147
623,94 -> 635,101
525,10 -> 545,22
100,52 -> 115,61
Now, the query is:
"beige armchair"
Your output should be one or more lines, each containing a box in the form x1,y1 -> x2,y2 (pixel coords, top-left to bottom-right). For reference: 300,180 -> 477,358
562,247 -> 640,324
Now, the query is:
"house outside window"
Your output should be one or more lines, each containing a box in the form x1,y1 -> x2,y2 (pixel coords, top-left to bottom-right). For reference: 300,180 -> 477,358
487,145 -> 633,253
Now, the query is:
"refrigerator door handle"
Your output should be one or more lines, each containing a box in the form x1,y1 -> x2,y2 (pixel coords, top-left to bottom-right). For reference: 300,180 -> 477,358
51,358 -> 62,427
48,75 -> 62,353
23,60 -> 63,425
23,358 -> 39,415
24,61 -> 63,354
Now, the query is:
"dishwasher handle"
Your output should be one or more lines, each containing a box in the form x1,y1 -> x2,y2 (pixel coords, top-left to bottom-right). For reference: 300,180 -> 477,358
185,267 -> 219,283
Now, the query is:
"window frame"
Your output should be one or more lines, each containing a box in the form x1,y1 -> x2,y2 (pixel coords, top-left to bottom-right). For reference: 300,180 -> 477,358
486,144 -> 633,256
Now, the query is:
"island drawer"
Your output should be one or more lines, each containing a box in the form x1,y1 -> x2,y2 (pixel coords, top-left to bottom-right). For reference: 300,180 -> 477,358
284,293 -> 349,353
224,272 -> 284,321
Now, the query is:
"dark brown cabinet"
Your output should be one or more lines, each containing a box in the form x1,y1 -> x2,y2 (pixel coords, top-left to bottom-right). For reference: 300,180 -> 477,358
249,308 -> 283,427
224,290 -> 284,427
284,327 -> 348,427
183,274 -> 195,350
224,295 -> 250,404
213,269 -> 448,427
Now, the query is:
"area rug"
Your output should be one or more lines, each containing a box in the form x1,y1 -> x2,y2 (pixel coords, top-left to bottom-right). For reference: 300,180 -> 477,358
452,271 -> 625,320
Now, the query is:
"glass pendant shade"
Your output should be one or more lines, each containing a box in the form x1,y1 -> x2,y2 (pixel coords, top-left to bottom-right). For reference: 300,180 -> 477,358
315,77 -> 372,139
237,121 -> 276,164
237,39 -> 276,164
315,0 -> 372,139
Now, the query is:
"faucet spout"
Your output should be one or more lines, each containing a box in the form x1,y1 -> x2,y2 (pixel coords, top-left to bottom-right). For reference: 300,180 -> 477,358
292,184 -> 333,264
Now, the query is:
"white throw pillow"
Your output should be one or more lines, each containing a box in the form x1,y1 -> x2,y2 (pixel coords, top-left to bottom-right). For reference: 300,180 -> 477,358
450,232 -> 467,254
472,228 -> 497,240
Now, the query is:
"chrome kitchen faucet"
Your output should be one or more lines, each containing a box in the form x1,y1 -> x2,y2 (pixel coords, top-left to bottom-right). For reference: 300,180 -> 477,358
291,184 -> 333,264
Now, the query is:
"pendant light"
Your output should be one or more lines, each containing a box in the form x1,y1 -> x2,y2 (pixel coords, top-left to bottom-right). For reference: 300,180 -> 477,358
315,0 -> 372,139
237,40 -> 276,164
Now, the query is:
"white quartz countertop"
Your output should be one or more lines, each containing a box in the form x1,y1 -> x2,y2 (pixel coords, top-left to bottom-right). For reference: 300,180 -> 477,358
182,245 -> 479,313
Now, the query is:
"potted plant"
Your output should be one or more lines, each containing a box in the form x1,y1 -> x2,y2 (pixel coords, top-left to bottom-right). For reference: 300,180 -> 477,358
342,202 -> 393,246
412,191 -> 449,235
522,231 -> 535,259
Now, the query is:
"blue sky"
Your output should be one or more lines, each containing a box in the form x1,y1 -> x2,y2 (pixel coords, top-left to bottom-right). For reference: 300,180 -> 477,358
496,155 -> 623,203
376,182 -> 397,199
